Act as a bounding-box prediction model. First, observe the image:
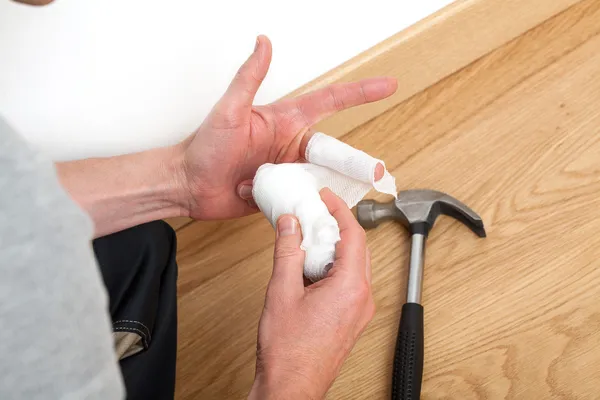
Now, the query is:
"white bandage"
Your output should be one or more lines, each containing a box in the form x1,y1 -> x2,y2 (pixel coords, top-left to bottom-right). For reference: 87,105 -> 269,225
253,132 -> 397,281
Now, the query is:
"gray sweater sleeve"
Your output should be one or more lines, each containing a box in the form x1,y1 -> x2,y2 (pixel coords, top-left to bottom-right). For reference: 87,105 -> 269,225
0,117 -> 124,399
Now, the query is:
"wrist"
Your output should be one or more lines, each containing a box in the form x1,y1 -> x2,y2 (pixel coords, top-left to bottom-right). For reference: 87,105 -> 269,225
56,142 -> 191,237
249,363 -> 324,400
160,142 -> 192,218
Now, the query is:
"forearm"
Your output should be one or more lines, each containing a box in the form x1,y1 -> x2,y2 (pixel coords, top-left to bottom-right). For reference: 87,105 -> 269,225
56,144 -> 189,237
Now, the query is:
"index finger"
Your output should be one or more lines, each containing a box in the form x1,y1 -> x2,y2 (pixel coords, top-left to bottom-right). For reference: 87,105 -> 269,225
320,189 -> 367,278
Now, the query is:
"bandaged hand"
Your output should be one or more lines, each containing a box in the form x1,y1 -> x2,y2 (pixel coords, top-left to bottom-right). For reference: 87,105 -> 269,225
176,35 -> 397,221
249,189 -> 375,400
252,132 -> 397,281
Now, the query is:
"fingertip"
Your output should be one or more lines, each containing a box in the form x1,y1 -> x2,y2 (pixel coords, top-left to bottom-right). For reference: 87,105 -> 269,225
276,214 -> 299,238
256,34 -> 271,50
386,77 -> 398,93
237,182 -> 254,200
361,77 -> 398,102
270,213 -> 305,298
319,187 -> 333,197
255,34 -> 272,66
258,36 -> 272,81
374,163 -> 385,182
319,188 -> 341,212
254,37 -> 260,53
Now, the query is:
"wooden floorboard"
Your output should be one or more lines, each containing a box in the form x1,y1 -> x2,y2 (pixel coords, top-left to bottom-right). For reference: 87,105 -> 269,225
174,0 -> 600,398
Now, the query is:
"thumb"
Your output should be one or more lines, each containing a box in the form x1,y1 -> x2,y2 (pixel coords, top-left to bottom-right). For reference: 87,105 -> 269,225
268,215 -> 305,299
220,35 -> 272,110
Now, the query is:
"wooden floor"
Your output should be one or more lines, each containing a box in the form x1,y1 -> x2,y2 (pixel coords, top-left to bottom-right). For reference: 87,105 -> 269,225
173,1 -> 600,398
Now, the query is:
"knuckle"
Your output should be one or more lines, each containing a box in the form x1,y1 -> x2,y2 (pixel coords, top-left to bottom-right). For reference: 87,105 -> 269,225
328,85 -> 345,111
273,244 -> 301,261
358,81 -> 369,103
283,108 -> 310,133
236,62 -> 262,86
350,281 -> 371,304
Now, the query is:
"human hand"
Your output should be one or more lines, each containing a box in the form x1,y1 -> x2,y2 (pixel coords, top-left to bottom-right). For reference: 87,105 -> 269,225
177,35 -> 397,220
248,189 -> 375,400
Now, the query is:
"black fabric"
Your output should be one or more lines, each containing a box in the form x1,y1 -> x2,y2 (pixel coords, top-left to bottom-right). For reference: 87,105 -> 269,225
93,220 -> 178,400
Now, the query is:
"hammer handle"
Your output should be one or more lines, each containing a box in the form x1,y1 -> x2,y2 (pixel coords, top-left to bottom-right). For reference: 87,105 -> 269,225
391,303 -> 424,400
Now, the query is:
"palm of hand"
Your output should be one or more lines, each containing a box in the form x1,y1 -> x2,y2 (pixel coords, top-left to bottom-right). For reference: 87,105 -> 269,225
182,36 -> 397,221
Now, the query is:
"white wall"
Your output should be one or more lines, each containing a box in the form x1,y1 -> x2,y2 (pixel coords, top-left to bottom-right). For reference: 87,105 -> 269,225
0,0 -> 454,160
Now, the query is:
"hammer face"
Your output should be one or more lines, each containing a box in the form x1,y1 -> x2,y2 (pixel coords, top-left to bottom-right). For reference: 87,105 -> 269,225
356,199 -> 401,229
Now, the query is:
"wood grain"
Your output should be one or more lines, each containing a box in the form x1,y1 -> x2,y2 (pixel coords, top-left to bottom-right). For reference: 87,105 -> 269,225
289,0 -> 579,139
174,0 -> 600,398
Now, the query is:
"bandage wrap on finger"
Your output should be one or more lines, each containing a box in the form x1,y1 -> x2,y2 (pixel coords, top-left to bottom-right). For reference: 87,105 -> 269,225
252,132 -> 397,281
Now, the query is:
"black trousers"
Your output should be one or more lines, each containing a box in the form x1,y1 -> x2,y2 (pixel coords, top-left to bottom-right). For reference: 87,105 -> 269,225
93,221 -> 178,400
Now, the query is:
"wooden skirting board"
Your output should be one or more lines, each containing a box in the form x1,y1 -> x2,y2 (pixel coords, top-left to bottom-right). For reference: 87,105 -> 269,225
173,0 -> 600,398
289,0 -> 580,138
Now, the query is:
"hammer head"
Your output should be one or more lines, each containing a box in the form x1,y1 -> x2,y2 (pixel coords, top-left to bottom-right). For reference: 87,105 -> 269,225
357,189 -> 486,237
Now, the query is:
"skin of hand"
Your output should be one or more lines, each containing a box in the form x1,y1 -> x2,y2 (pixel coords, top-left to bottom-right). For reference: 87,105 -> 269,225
178,35 -> 396,220
248,189 -> 375,400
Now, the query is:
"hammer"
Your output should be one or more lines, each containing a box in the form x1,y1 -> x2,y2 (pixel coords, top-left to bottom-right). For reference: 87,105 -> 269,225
357,189 -> 486,400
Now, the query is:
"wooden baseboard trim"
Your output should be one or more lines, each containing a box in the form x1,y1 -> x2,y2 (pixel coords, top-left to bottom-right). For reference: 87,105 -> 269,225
288,0 -> 580,138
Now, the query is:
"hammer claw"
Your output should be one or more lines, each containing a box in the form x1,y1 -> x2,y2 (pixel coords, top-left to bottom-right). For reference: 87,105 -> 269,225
437,195 -> 486,238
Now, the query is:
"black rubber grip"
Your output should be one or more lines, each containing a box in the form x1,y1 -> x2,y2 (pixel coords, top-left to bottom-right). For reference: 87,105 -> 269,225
391,303 -> 424,400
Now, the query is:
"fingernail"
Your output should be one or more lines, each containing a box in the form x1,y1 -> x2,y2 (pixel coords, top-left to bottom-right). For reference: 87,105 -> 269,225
254,36 -> 260,52
238,184 -> 253,200
277,216 -> 297,237
374,163 -> 385,182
